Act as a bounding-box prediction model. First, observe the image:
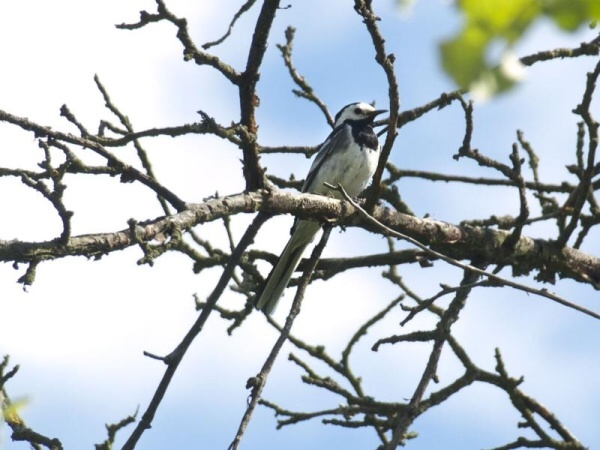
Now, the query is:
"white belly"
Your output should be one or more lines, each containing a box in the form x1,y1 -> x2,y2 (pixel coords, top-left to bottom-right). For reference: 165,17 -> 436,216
310,143 -> 380,198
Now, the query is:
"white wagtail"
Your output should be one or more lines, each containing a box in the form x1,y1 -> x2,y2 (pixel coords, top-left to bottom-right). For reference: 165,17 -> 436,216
256,102 -> 386,314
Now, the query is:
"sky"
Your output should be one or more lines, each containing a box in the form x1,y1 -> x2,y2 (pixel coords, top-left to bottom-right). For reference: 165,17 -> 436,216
1,1 -> 599,449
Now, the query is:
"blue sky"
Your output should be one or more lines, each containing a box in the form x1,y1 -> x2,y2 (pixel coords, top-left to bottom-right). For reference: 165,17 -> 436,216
1,1 -> 599,449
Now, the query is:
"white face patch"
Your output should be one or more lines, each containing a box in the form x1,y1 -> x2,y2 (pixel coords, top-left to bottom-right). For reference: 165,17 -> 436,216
334,102 -> 377,127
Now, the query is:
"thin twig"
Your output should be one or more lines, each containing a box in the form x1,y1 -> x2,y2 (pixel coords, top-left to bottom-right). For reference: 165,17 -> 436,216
385,164 -> 578,194
0,108 -> 187,211
325,182 -> 600,321
228,227 -> 332,450
94,75 -> 175,214
388,265 -> 482,448
202,0 -> 258,49
520,35 -> 600,66
353,0 -> 400,209
277,26 -> 334,127
1,359 -> 63,450
121,212 -> 270,450
117,0 -> 241,84
557,59 -> 600,246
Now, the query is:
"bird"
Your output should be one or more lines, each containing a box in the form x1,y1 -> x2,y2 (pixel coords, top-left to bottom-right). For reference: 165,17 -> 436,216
256,102 -> 386,314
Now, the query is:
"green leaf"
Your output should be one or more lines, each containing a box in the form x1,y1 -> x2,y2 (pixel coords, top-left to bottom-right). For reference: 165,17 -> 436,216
440,27 -> 489,89
460,0 -> 540,43
436,0 -> 600,97
543,0 -> 600,31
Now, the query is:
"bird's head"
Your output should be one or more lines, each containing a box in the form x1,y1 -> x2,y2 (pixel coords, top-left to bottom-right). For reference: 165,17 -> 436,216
333,102 -> 387,127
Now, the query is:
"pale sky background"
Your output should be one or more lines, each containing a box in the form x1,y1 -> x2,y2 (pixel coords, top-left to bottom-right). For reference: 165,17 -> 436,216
1,1 -> 599,449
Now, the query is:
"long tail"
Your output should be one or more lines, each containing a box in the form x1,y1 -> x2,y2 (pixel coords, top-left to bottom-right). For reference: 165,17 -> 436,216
256,220 -> 321,314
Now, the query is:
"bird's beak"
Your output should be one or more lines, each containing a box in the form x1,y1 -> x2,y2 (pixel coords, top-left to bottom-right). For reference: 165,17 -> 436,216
369,109 -> 387,125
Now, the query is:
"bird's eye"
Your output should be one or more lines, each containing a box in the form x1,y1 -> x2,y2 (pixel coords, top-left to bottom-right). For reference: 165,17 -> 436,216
354,107 -> 362,114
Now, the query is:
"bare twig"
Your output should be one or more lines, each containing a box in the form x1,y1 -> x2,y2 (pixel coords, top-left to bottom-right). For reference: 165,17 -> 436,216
388,265 -> 481,448
94,75 -> 175,214
520,35 -> 600,66
117,0 -> 241,84
202,0 -> 259,49
95,410 -> 138,450
353,0 -> 400,208
228,227 -> 332,450
277,26 -> 334,127
325,182 -> 600,321
1,357 -> 62,450
0,109 -> 187,211
385,165 -> 578,194
121,212 -> 270,450
396,90 -> 464,128
502,143 -> 530,250
557,59 -> 600,247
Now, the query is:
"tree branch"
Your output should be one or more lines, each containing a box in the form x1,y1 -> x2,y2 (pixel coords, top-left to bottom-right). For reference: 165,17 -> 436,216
121,212 -> 270,450
353,0 -> 400,208
2,190 -> 599,293
238,0 -> 282,190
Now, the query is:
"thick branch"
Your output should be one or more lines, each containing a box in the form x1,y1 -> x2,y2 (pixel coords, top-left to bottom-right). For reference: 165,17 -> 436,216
238,0 -> 281,190
2,190 -> 599,292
